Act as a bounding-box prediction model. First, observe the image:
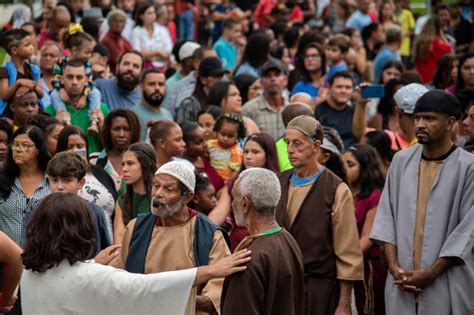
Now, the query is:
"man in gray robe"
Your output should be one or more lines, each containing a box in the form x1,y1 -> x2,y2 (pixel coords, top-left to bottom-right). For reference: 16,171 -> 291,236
370,90 -> 473,315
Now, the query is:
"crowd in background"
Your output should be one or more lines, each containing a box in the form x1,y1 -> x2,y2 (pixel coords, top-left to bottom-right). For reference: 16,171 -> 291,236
0,0 -> 473,314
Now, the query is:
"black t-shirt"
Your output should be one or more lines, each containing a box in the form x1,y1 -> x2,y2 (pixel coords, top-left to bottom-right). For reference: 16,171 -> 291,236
453,17 -> 473,52
315,101 -> 357,149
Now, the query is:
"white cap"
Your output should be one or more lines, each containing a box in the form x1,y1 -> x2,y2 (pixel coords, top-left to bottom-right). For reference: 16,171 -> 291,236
155,161 -> 196,193
178,42 -> 201,61
394,83 -> 429,114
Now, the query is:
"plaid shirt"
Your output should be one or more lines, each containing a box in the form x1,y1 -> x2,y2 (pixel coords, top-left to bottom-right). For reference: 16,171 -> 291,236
241,95 -> 287,140
0,178 -> 50,246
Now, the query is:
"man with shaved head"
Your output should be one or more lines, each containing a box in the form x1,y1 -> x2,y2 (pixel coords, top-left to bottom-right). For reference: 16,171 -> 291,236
276,102 -> 314,171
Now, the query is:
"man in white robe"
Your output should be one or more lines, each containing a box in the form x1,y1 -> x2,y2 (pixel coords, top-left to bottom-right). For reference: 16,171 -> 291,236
370,90 -> 473,315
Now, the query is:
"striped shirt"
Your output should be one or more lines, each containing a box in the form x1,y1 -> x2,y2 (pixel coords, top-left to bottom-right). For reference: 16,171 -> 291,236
0,178 -> 50,246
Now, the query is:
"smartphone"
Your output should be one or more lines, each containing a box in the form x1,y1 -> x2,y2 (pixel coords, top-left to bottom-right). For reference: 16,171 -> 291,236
361,85 -> 385,99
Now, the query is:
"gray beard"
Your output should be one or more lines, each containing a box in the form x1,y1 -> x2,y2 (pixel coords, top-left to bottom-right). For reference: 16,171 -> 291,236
151,197 -> 185,217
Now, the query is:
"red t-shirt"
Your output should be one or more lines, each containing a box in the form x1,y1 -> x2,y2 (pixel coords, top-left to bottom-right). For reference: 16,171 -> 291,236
416,37 -> 452,84
354,189 -> 382,259
254,0 -> 277,28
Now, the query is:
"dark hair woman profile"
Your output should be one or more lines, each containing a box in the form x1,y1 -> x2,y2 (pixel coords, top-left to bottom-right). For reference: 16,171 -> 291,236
20,193 -> 251,314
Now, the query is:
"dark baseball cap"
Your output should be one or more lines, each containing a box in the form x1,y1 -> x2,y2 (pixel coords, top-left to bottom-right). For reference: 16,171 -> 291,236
199,57 -> 225,77
261,59 -> 285,76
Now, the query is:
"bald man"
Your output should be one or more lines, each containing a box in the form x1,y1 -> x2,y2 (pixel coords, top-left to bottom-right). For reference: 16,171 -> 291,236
276,102 -> 314,171
38,5 -> 71,48
289,93 -> 314,110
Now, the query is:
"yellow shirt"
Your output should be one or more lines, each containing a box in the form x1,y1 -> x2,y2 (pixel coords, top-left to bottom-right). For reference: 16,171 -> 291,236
398,9 -> 415,57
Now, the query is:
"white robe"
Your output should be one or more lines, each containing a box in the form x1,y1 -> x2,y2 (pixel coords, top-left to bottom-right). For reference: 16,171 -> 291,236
370,145 -> 473,315
21,260 -> 196,315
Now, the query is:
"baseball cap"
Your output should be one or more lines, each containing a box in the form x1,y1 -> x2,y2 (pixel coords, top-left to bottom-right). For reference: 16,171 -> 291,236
394,83 -> 428,114
287,115 -> 322,140
178,41 -> 201,61
261,59 -> 285,76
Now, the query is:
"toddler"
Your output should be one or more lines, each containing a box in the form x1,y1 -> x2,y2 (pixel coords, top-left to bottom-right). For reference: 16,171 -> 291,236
207,113 -> 245,182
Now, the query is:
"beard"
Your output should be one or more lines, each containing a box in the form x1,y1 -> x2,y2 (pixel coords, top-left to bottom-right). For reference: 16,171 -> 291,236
233,207 -> 248,227
144,91 -> 164,107
151,197 -> 184,217
117,71 -> 140,91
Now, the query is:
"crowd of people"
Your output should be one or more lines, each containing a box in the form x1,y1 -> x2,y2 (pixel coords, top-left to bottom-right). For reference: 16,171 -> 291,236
0,0 -> 473,314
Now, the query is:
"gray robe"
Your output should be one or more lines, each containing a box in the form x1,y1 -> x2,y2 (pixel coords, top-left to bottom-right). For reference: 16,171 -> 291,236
370,145 -> 473,315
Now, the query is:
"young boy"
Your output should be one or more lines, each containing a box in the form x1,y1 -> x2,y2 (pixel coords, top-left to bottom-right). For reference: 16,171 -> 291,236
0,29 -> 44,116
324,34 -> 350,85
213,18 -> 240,71
46,151 -> 111,252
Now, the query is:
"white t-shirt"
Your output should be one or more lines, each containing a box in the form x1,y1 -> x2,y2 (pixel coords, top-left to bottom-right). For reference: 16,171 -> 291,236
78,173 -> 115,238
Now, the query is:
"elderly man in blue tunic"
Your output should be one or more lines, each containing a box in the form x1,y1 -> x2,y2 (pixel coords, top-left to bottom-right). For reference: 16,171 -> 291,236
370,90 -> 473,315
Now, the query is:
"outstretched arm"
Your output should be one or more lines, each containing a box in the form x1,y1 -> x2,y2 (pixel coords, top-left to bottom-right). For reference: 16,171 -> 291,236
0,232 -> 22,313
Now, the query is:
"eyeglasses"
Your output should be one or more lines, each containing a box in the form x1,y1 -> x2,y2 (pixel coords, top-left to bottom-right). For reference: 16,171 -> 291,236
304,53 -> 321,59
10,142 -> 35,151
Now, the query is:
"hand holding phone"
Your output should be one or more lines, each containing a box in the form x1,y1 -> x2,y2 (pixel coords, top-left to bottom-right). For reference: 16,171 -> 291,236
361,84 -> 385,99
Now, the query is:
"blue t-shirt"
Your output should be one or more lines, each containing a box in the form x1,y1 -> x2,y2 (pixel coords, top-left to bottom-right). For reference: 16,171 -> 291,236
95,77 -> 141,110
291,81 -> 320,98
373,46 -> 401,83
213,37 -> 238,70
346,10 -> 372,31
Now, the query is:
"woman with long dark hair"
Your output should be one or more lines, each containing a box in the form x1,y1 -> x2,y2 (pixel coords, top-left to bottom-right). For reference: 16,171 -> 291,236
343,144 -> 387,315
113,142 -> 157,245
0,125 -> 51,246
431,54 -> 458,90
291,43 -> 327,98
0,118 -> 13,171
413,16 -> 452,84
56,126 -> 118,238
26,114 -> 64,155
447,51 -> 474,95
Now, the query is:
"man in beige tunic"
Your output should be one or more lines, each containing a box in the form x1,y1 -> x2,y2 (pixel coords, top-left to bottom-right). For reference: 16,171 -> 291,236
112,161 -> 231,315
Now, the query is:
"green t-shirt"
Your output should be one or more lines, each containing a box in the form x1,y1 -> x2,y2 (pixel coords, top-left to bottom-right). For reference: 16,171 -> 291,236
118,192 -> 151,220
276,137 -> 292,172
45,102 -> 110,154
